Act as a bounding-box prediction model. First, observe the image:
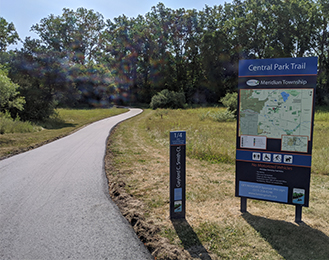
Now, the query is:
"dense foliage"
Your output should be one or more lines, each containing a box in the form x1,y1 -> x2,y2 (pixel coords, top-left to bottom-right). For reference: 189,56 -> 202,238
1,0 -> 329,120
0,68 -> 25,113
220,92 -> 238,115
150,89 -> 186,109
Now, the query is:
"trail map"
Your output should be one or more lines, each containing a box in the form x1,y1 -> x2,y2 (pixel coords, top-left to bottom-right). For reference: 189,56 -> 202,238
281,135 -> 308,153
239,89 -> 313,140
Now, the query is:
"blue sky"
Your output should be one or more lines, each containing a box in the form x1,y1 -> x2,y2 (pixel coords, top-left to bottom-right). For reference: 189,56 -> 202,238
1,0 -> 231,49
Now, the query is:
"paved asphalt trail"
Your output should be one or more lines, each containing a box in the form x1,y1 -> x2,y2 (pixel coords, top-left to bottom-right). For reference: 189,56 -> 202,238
0,108 -> 153,260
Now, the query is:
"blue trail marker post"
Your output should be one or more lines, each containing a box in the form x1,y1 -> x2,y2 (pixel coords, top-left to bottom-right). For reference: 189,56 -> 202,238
170,131 -> 186,219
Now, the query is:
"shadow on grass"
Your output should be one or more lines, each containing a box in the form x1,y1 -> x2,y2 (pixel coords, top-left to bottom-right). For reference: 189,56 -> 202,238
242,212 -> 329,260
43,122 -> 77,130
171,219 -> 213,260
39,118 -> 77,130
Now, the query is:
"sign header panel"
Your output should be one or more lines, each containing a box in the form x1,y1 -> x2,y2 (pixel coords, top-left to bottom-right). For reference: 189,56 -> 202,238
239,57 -> 318,77
170,131 -> 186,145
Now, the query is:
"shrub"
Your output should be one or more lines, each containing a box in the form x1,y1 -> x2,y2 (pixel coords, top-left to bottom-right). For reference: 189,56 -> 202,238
0,111 -> 41,134
17,85 -> 56,122
220,92 -> 238,115
150,89 -> 186,109
155,108 -> 169,119
0,68 -> 25,113
210,110 -> 236,122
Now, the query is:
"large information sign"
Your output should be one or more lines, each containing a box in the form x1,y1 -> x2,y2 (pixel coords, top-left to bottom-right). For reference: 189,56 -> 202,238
236,57 -> 317,209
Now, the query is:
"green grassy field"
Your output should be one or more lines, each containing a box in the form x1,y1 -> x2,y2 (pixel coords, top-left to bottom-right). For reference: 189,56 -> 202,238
106,107 -> 329,260
2,106 -> 328,259
142,107 -> 329,174
0,107 -> 128,158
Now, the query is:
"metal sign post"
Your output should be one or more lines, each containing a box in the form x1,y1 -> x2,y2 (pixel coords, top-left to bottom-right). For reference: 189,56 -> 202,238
169,131 -> 186,219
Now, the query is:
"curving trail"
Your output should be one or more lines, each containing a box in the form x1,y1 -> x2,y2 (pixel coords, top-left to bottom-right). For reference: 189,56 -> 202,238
0,108 -> 153,260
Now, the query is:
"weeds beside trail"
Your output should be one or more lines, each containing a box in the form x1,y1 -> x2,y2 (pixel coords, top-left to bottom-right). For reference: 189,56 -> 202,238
106,108 -> 329,260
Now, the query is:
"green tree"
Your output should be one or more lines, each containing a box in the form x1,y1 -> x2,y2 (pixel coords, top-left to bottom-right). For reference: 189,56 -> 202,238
100,15 -> 140,104
5,1 -> 328,109
8,39 -> 58,121
0,17 -> 20,52
21,8 -> 118,108
31,8 -> 105,64
268,0 -> 316,58
198,4 -> 238,102
145,3 -> 176,95
183,9 -> 203,102
0,68 -> 25,113
311,0 -> 329,104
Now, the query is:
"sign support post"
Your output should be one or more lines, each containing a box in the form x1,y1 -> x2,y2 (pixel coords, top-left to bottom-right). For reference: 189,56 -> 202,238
241,197 -> 247,213
169,131 -> 186,219
295,205 -> 302,223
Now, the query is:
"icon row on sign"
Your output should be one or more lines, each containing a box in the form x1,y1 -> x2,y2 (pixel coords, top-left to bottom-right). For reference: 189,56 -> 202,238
252,153 -> 293,164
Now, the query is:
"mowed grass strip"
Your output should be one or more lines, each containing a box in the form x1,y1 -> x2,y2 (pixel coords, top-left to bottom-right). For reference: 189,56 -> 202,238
106,108 -> 329,260
0,107 -> 128,158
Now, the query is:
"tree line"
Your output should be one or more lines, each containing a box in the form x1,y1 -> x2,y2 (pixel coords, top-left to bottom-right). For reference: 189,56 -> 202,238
0,0 -> 328,121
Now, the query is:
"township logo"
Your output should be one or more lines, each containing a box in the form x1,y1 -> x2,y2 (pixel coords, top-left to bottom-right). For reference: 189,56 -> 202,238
246,79 -> 260,86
